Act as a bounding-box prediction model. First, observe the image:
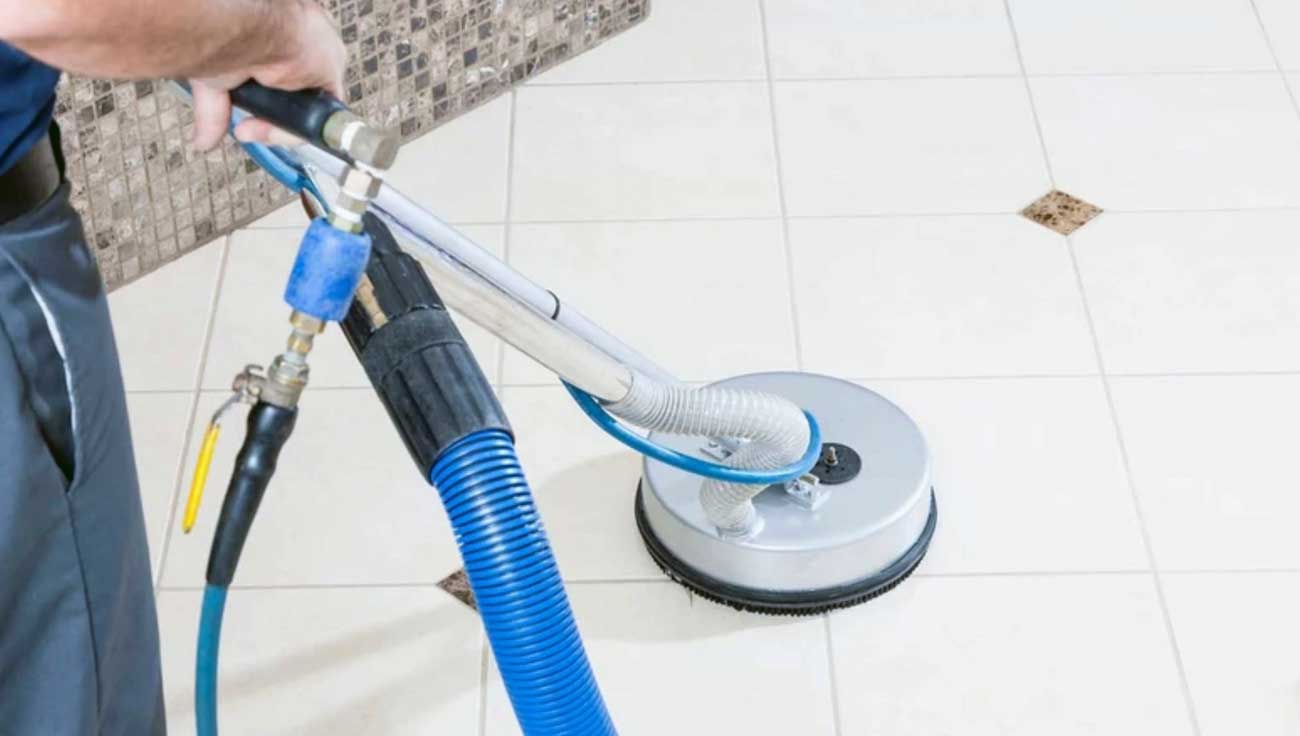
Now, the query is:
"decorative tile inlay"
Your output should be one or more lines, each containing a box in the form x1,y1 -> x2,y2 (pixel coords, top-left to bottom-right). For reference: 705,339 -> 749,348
55,0 -> 649,289
1021,190 -> 1103,235
437,568 -> 478,611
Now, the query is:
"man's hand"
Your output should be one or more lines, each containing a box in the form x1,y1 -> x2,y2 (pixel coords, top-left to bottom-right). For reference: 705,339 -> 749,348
189,3 -> 345,151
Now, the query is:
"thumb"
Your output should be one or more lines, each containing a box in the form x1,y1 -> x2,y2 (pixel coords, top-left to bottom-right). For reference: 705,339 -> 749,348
190,83 -> 233,151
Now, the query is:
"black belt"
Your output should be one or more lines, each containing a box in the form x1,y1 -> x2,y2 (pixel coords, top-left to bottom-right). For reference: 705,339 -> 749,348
0,132 -> 61,226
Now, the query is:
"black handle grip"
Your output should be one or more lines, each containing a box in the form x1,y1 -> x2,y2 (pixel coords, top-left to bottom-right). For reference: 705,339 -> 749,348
206,401 -> 298,587
228,81 -> 348,151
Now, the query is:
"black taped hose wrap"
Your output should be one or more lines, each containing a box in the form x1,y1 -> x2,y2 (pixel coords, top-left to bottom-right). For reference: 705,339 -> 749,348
206,401 -> 297,587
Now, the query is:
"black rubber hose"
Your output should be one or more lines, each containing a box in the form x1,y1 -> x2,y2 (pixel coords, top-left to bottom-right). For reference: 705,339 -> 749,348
205,401 -> 298,587
227,82 -> 348,154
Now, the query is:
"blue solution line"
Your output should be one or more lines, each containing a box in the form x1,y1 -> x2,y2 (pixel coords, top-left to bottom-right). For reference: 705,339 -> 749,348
195,584 -> 228,736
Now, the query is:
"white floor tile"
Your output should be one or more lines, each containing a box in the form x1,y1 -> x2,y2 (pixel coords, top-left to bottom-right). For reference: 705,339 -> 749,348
831,575 -> 1194,736
511,83 -> 780,221
789,216 -> 1096,377
774,79 -> 1050,216
1075,211 -> 1300,374
529,0 -> 765,84
1256,0 -> 1300,70
483,582 -> 836,736
875,378 -> 1148,574
109,242 -> 224,391
161,389 -> 464,587
1008,0 -> 1274,74
158,587 -> 482,735
126,392 -> 192,580
503,219 -> 797,384
1164,572 -> 1300,736
1032,74 -> 1300,211
384,95 -> 512,224
204,225 -> 502,390
764,0 -> 1019,80
1111,375 -> 1300,571
500,387 -> 660,581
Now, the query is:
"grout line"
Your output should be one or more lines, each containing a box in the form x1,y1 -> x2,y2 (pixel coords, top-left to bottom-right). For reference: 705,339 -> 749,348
497,90 -> 519,389
1248,1 -> 1300,124
565,578 -> 674,586
519,69 -> 1288,89
158,577 -> 677,592
477,636 -> 490,736
158,568 -> 1300,592
258,366 -> 1300,395
1162,567 -> 1300,576
1063,234 -> 1205,735
528,77 -> 771,88
757,0 -> 806,373
153,236 -> 232,592
459,368 -> 1300,392
822,614 -> 845,735
1002,9 -> 1204,725
1107,368 -> 1300,379
1002,0 -> 1057,185
506,204 -> 1300,222
160,581 -> 446,592
314,205 -> 1300,232
244,219 -> 508,232
914,568 -> 1151,579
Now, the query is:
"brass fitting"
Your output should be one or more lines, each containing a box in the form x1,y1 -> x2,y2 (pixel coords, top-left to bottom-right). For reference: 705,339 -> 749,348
354,275 -> 388,328
259,311 -> 325,409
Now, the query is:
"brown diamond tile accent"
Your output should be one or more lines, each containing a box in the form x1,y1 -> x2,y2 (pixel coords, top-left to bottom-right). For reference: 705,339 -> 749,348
437,568 -> 477,612
1021,190 -> 1103,235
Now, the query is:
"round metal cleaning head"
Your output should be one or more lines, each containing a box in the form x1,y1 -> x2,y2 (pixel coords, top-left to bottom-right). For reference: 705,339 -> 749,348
637,372 -> 936,615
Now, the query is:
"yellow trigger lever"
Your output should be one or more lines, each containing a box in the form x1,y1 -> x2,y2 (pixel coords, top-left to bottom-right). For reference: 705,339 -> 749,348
181,366 -> 262,533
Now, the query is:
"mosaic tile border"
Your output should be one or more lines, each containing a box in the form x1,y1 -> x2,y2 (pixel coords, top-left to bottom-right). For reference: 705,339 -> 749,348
55,0 -> 649,289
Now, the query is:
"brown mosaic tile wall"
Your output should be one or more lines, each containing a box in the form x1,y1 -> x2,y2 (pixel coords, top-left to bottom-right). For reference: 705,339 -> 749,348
54,0 -> 649,290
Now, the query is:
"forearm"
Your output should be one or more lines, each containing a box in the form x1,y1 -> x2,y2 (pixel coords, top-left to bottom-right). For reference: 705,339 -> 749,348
1,0 -> 307,79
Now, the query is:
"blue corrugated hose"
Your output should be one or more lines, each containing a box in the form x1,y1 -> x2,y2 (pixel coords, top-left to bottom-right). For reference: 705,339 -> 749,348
195,584 -> 228,736
430,430 -> 616,735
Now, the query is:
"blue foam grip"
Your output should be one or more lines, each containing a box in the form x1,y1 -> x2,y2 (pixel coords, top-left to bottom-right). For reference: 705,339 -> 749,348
430,430 -> 617,736
283,219 -> 372,322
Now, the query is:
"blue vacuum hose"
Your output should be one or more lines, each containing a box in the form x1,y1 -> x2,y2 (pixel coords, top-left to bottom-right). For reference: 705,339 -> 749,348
430,430 -> 616,735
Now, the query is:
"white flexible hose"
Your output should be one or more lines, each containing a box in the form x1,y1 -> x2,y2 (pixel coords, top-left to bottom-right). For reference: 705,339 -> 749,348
607,374 -> 810,534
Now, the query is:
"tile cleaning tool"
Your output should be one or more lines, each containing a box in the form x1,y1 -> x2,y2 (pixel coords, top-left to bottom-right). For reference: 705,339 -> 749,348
173,80 -> 934,735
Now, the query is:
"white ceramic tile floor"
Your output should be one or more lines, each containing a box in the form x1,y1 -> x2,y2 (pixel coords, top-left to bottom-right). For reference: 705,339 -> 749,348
773,78 -> 1050,216
115,2 -> 1300,732
1255,0 -> 1300,71
158,587 -> 482,735
484,583 -> 837,736
1008,0 -> 1275,75
1031,73 -> 1300,211
1074,211 -> 1300,373
762,0 -> 1020,80
1163,572 -> 1300,736
1109,375 -> 1300,571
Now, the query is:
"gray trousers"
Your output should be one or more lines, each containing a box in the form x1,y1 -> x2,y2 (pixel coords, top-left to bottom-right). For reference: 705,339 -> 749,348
0,183 -> 166,734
